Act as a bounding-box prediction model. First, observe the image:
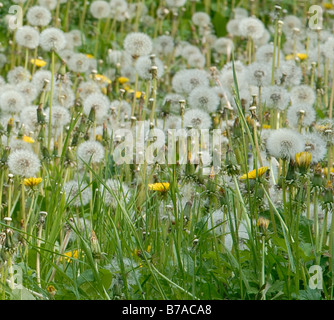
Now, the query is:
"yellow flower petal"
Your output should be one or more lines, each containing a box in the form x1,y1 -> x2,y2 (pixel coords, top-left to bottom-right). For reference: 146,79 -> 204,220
24,177 -> 42,187
30,58 -> 47,67
118,77 -> 129,84
285,53 -> 308,61
86,54 -> 94,59
240,166 -> 268,180
90,74 -> 112,84
148,182 -> 170,192
21,136 -> 35,143
61,249 -> 80,263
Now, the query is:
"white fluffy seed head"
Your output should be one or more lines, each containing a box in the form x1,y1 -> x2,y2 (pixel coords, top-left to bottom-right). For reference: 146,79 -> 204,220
261,85 -> 290,111
287,104 -> 316,128
0,90 -> 26,114
123,32 -> 153,57
83,93 -> 110,123
184,108 -> 212,130
188,86 -> 220,113
247,62 -> 271,87
67,53 -> 90,73
17,81 -> 39,103
39,27 -> 66,52
266,128 -> 305,160
101,179 -> 130,207
165,0 -> 186,8
7,66 -> 31,85
77,140 -> 105,165
15,26 -> 40,49
64,180 -> 92,207
45,105 -> 71,128
38,0 -> 57,10
90,0 -> 111,19
239,17 -> 265,40
172,69 -> 210,94
8,149 -> 41,177
31,70 -> 54,92
27,5 -> 52,26
290,85 -> 316,106
135,55 -> 164,80
303,132 -> 327,164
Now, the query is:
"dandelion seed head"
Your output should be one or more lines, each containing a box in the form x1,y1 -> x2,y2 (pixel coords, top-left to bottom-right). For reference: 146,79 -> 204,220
101,179 -> 130,207
27,5 -> 52,26
303,132 -> 327,164
32,70 -> 53,92
135,55 -> 164,80
192,12 -> 211,27
239,17 -> 265,40
287,104 -> 316,128
15,26 -> 40,49
0,90 -> 26,114
17,81 -> 39,103
261,85 -> 290,111
123,32 -> 153,58
38,0 -> 57,11
153,35 -> 174,56
165,0 -> 187,8
45,105 -> 71,128
247,62 -> 271,87
39,27 -> 66,52
67,53 -> 90,73
266,128 -> 305,160
64,180 -> 92,207
8,149 -> 40,177
7,67 -> 31,85
83,93 -> 109,123
188,86 -> 220,113
90,0 -> 111,19
184,108 -> 212,130
290,85 -> 316,106
77,140 -> 105,165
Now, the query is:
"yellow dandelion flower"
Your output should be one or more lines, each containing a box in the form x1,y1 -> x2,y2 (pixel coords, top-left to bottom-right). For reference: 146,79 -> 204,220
61,249 -> 80,263
147,244 -> 151,253
240,166 -> 268,180
324,3 -> 333,9
101,87 -> 107,95
118,77 -> 129,84
295,151 -> 312,169
257,216 -> 270,231
86,54 -> 94,59
30,58 -> 47,67
148,182 -> 170,192
285,53 -> 308,61
96,134 -> 103,142
124,85 -> 141,98
262,124 -> 271,129
90,74 -> 112,84
322,168 -> 334,176
24,177 -> 42,187
21,135 -> 35,143
47,285 -> 57,296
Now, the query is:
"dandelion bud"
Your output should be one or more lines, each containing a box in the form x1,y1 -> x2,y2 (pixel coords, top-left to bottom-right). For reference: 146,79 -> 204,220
257,216 -> 270,233
90,230 -> 101,259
